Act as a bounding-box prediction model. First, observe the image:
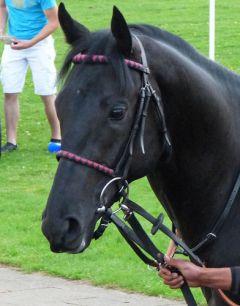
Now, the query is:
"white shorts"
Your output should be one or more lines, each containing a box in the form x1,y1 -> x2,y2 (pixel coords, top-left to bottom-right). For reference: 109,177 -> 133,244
0,36 -> 57,95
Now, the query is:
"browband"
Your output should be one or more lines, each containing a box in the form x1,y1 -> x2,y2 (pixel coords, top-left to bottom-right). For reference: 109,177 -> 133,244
72,53 -> 150,74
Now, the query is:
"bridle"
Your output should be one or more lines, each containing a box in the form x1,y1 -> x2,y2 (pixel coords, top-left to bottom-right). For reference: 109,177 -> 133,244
57,35 -> 172,210
56,36 -> 199,306
56,36 -> 240,306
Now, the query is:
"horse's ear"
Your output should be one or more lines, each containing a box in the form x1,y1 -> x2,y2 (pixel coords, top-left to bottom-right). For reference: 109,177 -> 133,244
111,6 -> 132,57
58,2 -> 90,45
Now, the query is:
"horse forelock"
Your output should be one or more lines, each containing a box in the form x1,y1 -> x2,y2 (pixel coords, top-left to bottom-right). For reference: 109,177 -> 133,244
58,29 -> 134,94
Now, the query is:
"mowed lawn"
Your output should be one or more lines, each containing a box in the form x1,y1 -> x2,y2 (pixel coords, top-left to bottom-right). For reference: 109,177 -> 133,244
1,1 -> 240,305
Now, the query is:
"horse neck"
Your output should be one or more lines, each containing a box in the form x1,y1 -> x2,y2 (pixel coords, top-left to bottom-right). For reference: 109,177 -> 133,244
146,39 -> 240,247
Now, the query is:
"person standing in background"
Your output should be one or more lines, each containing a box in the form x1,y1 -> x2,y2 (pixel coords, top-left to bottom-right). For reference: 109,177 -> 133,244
0,0 -> 61,153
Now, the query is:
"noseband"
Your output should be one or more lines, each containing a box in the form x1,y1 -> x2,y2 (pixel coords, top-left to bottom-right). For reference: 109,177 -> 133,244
57,150 -> 115,176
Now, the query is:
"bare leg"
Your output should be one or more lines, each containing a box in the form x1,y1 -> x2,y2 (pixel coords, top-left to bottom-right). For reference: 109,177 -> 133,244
40,95 -> 61,140
4,93 -> 20,145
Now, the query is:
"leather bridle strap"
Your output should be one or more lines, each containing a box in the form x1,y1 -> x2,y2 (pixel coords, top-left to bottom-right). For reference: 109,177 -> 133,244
110,213 -> 162,267
191,171 -> 240,253
93,197 -> 199,306
121,213 -> 198,306
122,198 -> 203,266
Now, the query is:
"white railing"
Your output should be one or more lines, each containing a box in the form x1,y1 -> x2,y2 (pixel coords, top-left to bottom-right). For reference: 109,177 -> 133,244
209,0 -> 215,60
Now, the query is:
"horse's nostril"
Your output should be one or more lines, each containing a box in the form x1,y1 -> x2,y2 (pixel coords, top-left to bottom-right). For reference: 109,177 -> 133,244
65,217 -> 81,240
41,214 -> 83,252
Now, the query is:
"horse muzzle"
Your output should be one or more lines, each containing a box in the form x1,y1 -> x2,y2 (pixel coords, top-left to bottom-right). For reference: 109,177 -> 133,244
41,214 -> 90,253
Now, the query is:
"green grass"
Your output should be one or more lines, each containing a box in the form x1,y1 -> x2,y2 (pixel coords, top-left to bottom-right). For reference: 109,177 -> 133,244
1,1 -> 240,305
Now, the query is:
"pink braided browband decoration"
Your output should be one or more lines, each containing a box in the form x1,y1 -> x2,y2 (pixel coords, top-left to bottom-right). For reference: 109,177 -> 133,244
72,53 -> 149,73
57,150 -> 114,176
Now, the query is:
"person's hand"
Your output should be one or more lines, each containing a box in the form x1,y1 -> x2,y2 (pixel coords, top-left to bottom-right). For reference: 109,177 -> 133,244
11,39 -> 34,50
159,256 -> 202,288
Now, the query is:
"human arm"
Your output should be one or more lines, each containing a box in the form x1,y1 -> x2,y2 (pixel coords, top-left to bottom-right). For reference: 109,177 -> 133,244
0,0 -> 7,35
11,6 -> 59,49
159,256 -> 232,291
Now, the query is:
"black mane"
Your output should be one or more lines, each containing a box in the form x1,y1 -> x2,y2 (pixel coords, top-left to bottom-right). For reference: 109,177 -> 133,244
60,24 -> 202,81
130,24 -> 240,91
59,23 -> 240,99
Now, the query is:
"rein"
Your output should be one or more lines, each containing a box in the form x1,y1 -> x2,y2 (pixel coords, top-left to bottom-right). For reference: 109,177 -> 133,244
57,36 -> 240,306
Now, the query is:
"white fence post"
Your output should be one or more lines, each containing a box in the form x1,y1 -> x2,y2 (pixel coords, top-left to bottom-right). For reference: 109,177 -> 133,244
209,0 -> 215,60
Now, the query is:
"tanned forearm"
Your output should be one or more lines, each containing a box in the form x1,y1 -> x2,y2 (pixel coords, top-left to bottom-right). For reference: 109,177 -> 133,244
159,257 -> 233,291
30,7 -> 59,46
11,6 -> 59,50
198,267 -> 232,290
0,0 -> 7,35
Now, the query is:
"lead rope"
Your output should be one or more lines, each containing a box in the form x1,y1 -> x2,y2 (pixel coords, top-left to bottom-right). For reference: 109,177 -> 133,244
218,290 -> 240,306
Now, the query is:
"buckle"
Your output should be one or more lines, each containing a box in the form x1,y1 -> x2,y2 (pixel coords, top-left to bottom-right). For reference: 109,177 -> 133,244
206,232 -> 217,241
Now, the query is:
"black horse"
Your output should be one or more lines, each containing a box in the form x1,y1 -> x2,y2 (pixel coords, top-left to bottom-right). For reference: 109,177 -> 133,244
42,3 -> 240,306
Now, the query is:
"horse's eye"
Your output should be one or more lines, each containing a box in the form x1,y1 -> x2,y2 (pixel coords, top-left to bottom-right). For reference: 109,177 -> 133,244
110,106 -> 126,120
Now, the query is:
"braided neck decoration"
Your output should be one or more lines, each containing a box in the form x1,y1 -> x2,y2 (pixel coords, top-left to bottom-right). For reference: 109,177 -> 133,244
72,53 -> 149,74
57,150 -> 115,177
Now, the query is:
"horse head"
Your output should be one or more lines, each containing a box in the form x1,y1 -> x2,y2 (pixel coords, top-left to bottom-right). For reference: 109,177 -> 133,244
42,3 -> 169,253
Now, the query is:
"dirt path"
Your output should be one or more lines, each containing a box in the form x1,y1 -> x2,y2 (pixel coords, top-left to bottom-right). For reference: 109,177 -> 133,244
0,266 -> 187,306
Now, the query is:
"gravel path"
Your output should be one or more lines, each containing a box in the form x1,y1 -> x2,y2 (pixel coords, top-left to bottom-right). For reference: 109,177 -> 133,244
0,266 -> 187,306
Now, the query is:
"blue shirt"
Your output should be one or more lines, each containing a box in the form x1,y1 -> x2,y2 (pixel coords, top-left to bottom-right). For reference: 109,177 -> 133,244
5,0 -> 57,40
